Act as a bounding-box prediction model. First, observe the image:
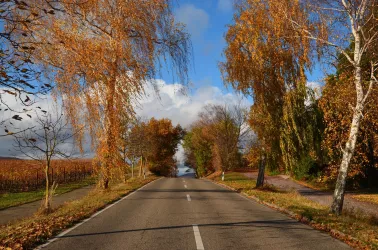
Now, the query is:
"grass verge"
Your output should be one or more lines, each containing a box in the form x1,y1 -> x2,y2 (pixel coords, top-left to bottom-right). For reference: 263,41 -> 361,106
0,178 -> 96,210
210,172 -> 378,250
0,176 -> 158,249
352,194 -> 378,206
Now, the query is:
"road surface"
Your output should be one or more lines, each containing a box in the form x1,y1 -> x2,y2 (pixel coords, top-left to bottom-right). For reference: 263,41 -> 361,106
38,174 -> 350,250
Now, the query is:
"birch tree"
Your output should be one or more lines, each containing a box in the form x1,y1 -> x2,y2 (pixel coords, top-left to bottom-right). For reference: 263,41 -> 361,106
280,0 -> 378,215
222,0 -> 378,214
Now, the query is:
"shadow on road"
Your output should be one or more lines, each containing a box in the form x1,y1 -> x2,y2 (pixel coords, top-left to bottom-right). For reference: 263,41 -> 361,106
138,189 -> 234,193
57,219 -> 314,239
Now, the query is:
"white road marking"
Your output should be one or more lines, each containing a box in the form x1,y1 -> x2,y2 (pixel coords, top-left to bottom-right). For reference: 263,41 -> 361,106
35,178 -> 163,249
192,225 -> 205,250
184,185 -> 187,189
186,194 -> 191,201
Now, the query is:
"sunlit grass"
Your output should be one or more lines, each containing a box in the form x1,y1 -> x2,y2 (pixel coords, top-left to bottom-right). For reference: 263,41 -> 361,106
215,172 -> 378,250
352,194 -> 378,205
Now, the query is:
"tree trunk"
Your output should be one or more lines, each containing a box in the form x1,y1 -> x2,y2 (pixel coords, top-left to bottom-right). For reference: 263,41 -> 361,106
44,164 -> 51,211
139,157 -> 143,177
331,103 -> 363,215
256,155 -> 266,188
331,53 -> 364,214
102,78 -> 116,189
131,158 -> 134,178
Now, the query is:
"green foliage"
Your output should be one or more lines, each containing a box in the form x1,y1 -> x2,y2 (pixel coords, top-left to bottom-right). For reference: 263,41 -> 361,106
183,104 -> 248,176
0,177 -> 95,210
293,154 -> 318,180
182,127 -> 213,177
280,84 -> 325,177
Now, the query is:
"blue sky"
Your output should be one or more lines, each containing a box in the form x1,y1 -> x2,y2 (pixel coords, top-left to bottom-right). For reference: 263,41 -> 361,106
159,0 -> 325,95
162,0 -> 236,93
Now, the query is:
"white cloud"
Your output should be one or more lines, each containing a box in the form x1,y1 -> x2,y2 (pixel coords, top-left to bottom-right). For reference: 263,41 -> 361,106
136,79 -> 250,128
307,81 -> 322,91
217,0 -> 233,12
0,93 -> 92,158
136,79 -> 251,165
307,81 -> 323,99
174,4 -> 209,39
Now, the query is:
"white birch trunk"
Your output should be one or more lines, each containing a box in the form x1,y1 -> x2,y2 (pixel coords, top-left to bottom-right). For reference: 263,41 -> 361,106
331,33 -> 364,214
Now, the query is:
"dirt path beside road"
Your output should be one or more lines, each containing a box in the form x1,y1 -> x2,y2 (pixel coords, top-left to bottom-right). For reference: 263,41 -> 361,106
244,172 -> 378,217
0,185 -> 94,226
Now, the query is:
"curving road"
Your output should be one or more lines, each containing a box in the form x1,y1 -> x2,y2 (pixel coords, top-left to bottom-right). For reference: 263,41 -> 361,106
37,175 -> 350,250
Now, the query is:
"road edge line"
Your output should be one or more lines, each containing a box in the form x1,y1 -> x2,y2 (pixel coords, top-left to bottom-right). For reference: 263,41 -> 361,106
35,177 -> 163,249
205,178 -> 360,249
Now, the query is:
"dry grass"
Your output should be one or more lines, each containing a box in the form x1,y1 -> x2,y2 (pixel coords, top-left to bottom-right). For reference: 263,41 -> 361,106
0,159 -> 93,192
0,176 -> 158,250
213,172 -> 378,250
352,194 -> 378,205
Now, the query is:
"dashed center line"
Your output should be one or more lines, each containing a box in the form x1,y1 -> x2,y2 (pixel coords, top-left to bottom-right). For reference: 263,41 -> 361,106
192,225 -> 205,250
186,194 -> 191,201
184,185 -> 187,189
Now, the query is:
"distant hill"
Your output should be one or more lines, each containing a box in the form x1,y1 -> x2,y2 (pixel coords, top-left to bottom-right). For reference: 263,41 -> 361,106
0,156 -> 20,160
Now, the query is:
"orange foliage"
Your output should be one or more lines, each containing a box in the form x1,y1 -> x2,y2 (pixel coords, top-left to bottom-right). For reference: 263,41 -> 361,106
16,0 -> 190,187
0,159 -> 93,192
320,73 -> 378,186
220,0 -> 313,171
143,118 -> 183,176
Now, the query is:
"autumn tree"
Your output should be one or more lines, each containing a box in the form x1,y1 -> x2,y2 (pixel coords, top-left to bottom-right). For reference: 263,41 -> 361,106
220,0 -> 312,187
222,0 -> 378,214
16,0 -> 191,188
320,51 -> 378,188
276,0 -> 378,215
0,0 -> 53,136
142,118 -> 183,177
183,123 -> 214,176
119,116 -> 148,178
199,104 -> 249,172
13,106 -> 76,212
183,104 -> 250,177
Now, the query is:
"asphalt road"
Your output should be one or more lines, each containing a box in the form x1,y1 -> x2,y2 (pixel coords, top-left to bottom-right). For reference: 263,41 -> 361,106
38,175 -> 350,250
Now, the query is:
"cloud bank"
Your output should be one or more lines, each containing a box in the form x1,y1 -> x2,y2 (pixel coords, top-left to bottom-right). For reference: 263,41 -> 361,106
0,80 -> 251,164
136,79 -> 250,128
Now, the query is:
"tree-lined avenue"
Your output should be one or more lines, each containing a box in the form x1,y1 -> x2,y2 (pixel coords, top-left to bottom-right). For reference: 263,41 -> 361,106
39,175 -> 350,250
